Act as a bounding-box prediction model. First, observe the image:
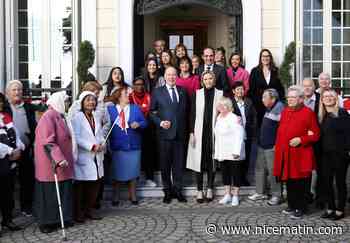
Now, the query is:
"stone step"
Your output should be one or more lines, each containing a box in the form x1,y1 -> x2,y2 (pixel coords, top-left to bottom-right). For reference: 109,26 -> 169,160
103,170 -> 257,199
104,185 -> 256,199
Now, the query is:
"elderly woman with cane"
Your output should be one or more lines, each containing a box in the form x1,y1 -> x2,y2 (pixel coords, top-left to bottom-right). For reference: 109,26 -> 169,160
34,91 -> 74,234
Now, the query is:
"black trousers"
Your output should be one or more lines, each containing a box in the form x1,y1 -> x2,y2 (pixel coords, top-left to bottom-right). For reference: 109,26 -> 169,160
221,160 -> 241,187
18,148 -> 35,212
74,180 -> 101,219
322,152 -> 349,211
241,139 -> 252,183
96,152 -> 111,204
141,126 -> 158,180
0,174 -> 13,223
196,171 -> 215,191
286,177 -> 308,212
314,151 -> 325,202
159,139 -> 184,192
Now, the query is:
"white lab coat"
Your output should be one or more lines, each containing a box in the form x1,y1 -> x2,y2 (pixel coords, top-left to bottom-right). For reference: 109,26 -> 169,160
71,111 -> 105,180
214,112 -> 245,161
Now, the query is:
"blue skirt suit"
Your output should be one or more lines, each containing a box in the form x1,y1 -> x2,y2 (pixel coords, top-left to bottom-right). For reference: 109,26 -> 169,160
108,104 -> 147,182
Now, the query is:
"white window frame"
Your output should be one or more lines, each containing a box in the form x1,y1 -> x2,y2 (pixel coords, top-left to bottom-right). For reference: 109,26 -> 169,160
5,0 -> 80,98
298,0 -> 350,96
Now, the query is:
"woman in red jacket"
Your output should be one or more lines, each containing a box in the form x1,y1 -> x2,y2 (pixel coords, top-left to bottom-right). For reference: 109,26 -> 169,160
273,85 -> 320,220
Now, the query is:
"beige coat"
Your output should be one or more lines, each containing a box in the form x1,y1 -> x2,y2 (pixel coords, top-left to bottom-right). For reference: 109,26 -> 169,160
186,88 -> 223,172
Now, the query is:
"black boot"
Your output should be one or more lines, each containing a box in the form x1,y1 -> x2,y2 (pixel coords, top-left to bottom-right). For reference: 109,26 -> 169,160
163,190 -> 172,204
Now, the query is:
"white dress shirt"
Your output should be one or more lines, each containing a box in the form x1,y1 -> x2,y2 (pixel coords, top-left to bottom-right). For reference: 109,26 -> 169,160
236,99 -> 247,140
304,93 -> 316,111
205,64 -> 214,72
116,104 -> 130,130
165,84 -> 179,102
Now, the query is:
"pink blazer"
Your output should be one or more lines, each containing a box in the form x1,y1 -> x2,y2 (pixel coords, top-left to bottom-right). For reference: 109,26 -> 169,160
34,108 -> 74,182
226,67 -> 250,95
176,75 -> 201,98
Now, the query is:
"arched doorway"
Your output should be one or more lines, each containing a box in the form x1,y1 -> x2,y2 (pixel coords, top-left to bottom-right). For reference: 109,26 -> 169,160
133,0 -> 243,76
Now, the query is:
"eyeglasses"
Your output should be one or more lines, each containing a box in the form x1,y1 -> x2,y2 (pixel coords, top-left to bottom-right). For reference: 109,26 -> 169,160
286,96 -> 299,99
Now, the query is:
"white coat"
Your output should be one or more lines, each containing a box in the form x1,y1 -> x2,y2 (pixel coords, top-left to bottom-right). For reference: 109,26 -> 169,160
214,112 -> 245,162
186,88 -> 223,172
71,111 -> 105,180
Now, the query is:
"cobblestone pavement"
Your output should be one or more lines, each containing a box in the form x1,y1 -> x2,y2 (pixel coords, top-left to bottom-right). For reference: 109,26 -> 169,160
1,196 -> 350,243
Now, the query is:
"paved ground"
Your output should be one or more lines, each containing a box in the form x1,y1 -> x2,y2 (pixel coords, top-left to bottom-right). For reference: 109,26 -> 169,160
1,196 -> 350,243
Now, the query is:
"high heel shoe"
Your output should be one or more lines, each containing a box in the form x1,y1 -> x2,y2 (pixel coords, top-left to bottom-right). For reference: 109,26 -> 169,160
196,191 -> 204,204
206,189 -> 214,202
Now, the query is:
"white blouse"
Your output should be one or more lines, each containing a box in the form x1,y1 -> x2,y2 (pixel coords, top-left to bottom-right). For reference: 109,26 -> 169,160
214,112 -> 245,161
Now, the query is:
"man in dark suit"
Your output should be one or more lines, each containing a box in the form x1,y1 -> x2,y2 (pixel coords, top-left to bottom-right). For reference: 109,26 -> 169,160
150,66 -> 188,204
302,78 -> 322,207
196,47 -> 230,92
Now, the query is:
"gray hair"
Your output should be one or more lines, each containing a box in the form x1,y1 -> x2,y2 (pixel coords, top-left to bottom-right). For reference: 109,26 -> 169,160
318,72 -> 331,81
6,80 -> 23,90
287,85 -> 304,97
302,78 -> 316,88
263,88 -> 279,100
217,96 -> 233,111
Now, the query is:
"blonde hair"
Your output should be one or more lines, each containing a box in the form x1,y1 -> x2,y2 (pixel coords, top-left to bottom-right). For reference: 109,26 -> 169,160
82,81 -> 102,92
217,96 -> 233,112
201,71 -> 216,86
318,88 -> 340,123
6,80 -> 23,90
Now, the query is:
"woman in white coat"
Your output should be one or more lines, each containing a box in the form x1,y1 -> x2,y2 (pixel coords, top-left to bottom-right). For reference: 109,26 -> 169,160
71,91 -> 105,223
186,71 -> 222,203
214,96 -> 245,206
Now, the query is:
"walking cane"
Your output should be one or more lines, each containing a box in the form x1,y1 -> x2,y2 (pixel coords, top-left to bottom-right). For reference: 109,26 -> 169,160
44,144 -> 67,241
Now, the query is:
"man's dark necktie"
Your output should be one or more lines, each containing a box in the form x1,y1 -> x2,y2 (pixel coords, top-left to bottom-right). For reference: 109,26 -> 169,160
171,87 -> 178,104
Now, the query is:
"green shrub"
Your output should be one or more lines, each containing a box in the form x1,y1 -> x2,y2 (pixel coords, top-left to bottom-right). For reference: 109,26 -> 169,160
279,42 -> 296,87
77,40 -> 96,88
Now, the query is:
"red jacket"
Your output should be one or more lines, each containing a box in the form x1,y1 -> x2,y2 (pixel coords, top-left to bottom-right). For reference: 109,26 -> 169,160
273,105 -> 320,180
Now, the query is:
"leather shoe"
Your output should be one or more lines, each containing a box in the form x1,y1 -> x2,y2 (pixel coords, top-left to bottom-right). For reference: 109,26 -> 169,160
85,212 -> 103,220
332,213 -> 345,221
2,221 -> 21,231
64,221 -> 74,228
39,225 -> 56,234
74,216 -> 85,223
111,201 -> 120,207
320,211 -> 335,219
163,191 -> 172,204
174,191 -> 187,203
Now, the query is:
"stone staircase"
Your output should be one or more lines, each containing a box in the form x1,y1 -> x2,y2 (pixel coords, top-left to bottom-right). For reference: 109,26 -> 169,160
103,170 -> 256,199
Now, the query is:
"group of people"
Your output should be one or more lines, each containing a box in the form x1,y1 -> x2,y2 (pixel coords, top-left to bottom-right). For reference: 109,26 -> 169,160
0,40 -> 350,236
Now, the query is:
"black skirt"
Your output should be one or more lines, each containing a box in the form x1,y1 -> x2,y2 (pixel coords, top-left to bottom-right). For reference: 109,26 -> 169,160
34,179 -> 73,225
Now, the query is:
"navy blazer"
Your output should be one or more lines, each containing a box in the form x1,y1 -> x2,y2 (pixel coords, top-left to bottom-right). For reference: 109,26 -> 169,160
224,92 -> 258,140
150,85 -> 188,141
